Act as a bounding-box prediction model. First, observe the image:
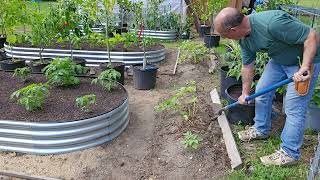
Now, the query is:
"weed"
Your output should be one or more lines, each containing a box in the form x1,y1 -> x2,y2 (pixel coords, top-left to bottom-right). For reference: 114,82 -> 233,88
13,67 -> 31,81
75,94 -> 96,113
181,131 -> 203,149
155,80 -> 197,120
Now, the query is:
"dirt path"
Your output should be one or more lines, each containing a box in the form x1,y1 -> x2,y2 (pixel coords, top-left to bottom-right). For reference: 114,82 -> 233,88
0,49 -> 230,179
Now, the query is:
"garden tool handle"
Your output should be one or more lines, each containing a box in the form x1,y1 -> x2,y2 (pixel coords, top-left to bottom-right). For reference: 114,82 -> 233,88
218,72 -> 308,115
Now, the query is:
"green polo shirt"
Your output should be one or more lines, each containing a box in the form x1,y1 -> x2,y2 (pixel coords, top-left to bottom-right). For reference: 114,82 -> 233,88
239,10 -> 320,66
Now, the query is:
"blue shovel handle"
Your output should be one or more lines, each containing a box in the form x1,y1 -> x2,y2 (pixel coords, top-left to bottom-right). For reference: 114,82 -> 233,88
222,77 -> 293,111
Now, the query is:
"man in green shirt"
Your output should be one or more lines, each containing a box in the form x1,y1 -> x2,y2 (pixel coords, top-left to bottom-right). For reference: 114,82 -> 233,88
214,7 -> 320,166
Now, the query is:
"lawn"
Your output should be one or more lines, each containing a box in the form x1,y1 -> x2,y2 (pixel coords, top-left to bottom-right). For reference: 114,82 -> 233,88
298,0 -> 320,8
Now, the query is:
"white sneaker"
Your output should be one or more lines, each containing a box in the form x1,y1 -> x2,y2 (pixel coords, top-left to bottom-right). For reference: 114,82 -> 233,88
238,126 -> 268,141
260,148 -> 297,166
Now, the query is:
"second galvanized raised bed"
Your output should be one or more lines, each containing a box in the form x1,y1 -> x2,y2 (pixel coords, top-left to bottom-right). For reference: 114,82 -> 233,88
4,44 -> 166,66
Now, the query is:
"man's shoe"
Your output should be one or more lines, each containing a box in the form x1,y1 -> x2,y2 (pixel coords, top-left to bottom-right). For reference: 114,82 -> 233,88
238,126 -> 268,141
260,148 -> 297,166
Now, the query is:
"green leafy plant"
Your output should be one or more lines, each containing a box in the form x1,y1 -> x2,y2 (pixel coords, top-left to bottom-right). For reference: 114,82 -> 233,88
180,131 -> 203,149
178,41 -> 211,64
43,57 -> 85,87
76,94 -> 96,113
10,83 -> 49,111
13,67 -> 31,81
155,80 -> 197,120
91,69 -> 121,92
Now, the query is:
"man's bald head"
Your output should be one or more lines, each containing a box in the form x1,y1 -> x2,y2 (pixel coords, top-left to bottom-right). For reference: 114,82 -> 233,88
214,7 -> 245,36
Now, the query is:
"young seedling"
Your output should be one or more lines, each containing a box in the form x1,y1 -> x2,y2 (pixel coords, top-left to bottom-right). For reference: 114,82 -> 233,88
155,80 -> 197,120
180,131 -> 203,149
76,94 -> 96,113
10,83 -> 49,111
91,69 -> 121,92
43,57 -> 85,87
13,67 -> 31,82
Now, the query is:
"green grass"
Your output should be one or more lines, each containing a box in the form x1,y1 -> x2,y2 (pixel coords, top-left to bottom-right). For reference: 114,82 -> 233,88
227,124 -> 317,180
297,0 -> 320,8
26,1 -> 55,14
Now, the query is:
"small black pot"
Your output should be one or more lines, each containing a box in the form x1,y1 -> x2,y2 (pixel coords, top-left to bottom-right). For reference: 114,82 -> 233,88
0,58 -> 26,71
73,57 -> 86,67
116,27 -> 128,34
199,25 -> 211,38
100,62 -> 125,85
219,66 -> 241,99
0,37 -> 6,48
180,32 -> 190,39
225,84 -> 255,125
133,66 -> 158,90
29,58 -> 52,73
204,34 -> 220,48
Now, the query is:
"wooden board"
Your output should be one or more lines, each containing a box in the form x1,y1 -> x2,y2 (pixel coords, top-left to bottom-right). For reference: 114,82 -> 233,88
210,88 -> 242,170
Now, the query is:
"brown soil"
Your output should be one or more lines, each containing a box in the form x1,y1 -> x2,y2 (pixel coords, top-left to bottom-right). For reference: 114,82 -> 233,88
0,48 -> 230,179
0,72 -> 126,122
14,42 -> 164,52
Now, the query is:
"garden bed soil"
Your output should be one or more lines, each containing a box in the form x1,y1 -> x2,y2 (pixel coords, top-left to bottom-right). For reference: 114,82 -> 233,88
0,48 -> 230,179
13,42 -> 165,52
0,71 -> 126,122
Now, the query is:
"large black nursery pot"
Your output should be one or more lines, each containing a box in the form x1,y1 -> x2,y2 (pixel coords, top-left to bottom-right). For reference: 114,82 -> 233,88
199,25 -> 211,38
204,34 -> 220,48
219,65 -> 241,99
29,58 -> 52,73
100,62 -> 125,85
133,65 -> 158,90
73,57 -> 86,67
0,36 -> 6,48
0,58 -> 26,71
225,84 -> 255,125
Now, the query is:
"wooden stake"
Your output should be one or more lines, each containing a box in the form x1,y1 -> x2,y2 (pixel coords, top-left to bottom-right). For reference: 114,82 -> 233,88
210,88 -> 243,170
173,49 -> 180,75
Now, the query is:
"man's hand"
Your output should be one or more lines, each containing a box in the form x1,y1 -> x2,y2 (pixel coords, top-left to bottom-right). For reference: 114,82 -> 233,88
293,66 -> 310,82
238,93 -> 249,105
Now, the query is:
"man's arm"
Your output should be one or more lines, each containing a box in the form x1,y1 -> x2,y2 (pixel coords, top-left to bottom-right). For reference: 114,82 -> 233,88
239,62 -> 255,104
294,29 -> 320,82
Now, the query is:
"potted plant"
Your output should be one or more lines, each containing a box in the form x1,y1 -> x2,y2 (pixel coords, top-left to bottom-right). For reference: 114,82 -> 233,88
0,0 -> 27,70
180,17 -> 192,39
305,78 -> 320,131
100,0 -> 126,85
28,11 -> 56,73
203,0 -> 228,48
132,4 -> 158,90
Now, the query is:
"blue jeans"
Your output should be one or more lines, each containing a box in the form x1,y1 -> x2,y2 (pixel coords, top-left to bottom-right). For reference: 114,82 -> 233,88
254,60 -> 320,160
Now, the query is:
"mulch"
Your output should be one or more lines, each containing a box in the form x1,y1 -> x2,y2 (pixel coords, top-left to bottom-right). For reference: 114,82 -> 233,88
0,71 -> 127,122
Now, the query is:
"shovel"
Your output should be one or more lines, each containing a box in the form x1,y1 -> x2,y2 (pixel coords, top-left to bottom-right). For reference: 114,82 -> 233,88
217,72 -> 308,116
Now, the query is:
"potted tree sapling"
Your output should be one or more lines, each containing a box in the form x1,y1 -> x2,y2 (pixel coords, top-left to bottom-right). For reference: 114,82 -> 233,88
99,0 -> 125,85
203,0 -> 228,48
192,2 -> 210,38
0,0 -> 28,71
29,11 -> 56,73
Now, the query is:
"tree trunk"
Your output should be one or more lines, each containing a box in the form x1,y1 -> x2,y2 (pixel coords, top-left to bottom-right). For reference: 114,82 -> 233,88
184,0 -> 201,33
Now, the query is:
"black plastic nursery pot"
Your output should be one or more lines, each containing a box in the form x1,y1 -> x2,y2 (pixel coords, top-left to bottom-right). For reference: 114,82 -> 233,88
180,32 -> 190,39
133,65 -> 158,90
204,34 -> 220,48
99,62 -> 125,85
219,66 -> 241,99
225,84 -> 255,125
0,37 -> 6,48
29,58 -> 52,73
0,58 -> 26,71
199,25 -> 211,38
73,57 -> 86,67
